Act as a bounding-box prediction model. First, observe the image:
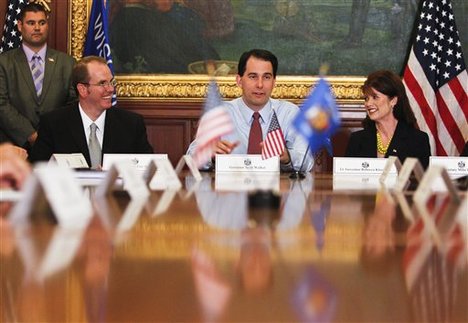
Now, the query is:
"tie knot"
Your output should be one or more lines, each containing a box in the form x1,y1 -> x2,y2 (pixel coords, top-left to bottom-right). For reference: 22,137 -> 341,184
32,55 -> 41,62
252,112 -> 260,120
90,123 -> 98,133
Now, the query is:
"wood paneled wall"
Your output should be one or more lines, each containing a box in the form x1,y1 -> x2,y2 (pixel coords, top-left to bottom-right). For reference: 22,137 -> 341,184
1,1 -> 365,172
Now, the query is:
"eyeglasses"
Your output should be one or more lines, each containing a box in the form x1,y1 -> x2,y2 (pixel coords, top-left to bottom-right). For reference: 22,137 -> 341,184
81,79 -> 118,88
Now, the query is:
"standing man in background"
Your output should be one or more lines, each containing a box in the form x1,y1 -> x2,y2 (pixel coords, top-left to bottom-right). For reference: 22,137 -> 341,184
0,2 -> 76,150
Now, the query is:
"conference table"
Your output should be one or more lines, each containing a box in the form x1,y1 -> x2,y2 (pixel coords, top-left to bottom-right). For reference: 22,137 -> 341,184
1,173 -> 467,322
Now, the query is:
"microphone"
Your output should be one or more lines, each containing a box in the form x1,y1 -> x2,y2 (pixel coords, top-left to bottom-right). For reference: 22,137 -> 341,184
289,145 -> 309,180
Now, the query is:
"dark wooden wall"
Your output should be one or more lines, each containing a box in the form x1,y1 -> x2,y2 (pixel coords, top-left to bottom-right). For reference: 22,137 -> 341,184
1,1 -> 364,172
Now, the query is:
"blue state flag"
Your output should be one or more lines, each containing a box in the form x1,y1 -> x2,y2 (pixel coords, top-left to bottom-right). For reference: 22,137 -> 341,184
84,0 -> 116,106
293,78 -> 340,155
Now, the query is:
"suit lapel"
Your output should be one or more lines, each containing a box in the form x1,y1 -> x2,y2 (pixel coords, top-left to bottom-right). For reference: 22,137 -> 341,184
14,49 -> 38,101
102,109 -> 114,153
69,104 -> 92,165
364,128 -> 378,157
386,122 -> 407,158
39,49 -> 57,104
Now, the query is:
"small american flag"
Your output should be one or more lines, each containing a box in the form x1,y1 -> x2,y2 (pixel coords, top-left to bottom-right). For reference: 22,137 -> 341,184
403,0 -> 467,156
193,80 -> 233,167
0,0 -> 29,54
262,110 -> 285,160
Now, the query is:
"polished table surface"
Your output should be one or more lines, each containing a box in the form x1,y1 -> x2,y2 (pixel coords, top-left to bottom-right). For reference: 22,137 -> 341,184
1,173 -> 467,322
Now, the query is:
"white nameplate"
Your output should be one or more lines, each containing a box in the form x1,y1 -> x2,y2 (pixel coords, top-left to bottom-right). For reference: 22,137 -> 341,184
393,157 -> 424,192
9,163 -> 93,229
102,154 -> 168,172
429,156 -> 468,179
96,160 -> 150,200
215,173 -> 280,192
215,154 -> 280,173
147,159 -> 182,190
49,153 -> 89,168
175,155 -> 202,181
333,157 -> 397,175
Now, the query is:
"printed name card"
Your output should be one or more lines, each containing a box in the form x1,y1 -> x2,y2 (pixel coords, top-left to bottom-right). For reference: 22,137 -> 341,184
146,159 -> 182,190
215,154 -> 280,173
333,157 -> 397,175
9,163 -> 93,229
393,157 -> 424,192
102,154 -> 168,172
429,156 -> 468,179
175,155 -> 202,181
49,153 -> 89,168
96,160 -> 150,200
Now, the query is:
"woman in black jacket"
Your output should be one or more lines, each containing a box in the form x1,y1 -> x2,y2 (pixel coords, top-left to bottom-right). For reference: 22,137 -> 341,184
345,70 -> 431,168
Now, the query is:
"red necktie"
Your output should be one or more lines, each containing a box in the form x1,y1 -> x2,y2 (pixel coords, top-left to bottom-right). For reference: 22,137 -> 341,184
248,112 -> 262,154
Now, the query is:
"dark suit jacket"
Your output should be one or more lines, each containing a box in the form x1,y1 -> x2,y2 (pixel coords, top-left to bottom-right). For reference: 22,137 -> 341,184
29,104 -> 154,167
345,121 -> 431,169
0,47 -> 76,146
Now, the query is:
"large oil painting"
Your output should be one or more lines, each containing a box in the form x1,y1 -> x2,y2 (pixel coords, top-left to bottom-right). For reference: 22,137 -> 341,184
69,0 -> 468,101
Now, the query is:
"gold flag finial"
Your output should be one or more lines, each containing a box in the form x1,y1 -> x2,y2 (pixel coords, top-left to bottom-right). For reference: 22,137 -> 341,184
319,63 -> 330,77
30,0 -> 52,13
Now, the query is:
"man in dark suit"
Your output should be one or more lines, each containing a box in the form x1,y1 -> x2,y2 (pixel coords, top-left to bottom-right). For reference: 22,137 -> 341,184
30,56 -> 153,168
0,3 -> 76,149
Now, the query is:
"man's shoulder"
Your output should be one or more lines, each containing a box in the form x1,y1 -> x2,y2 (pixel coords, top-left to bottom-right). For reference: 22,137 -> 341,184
0,48 -> 23,63
108,107 -> 143,121
272,98 -> 299,111
46,48 -> 76,65
42,103 -> 77,120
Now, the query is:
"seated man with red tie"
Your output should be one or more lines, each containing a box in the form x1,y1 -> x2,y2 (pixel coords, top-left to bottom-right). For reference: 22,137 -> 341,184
29,56 -> 153,169
187,49 -> 313,172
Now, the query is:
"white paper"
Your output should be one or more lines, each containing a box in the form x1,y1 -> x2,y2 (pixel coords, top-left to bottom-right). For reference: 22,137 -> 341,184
0,189 -> 23,201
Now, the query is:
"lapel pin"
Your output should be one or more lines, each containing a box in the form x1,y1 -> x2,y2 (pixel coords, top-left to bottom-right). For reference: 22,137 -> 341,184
393,149 -> 397,153
48,58 -> 55,62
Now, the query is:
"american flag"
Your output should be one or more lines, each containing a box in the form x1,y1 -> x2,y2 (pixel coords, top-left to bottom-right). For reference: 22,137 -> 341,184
403,0 -> 468,156
262,110 -> 285,160
0,0 -> 29,54
192,80 -> 233,167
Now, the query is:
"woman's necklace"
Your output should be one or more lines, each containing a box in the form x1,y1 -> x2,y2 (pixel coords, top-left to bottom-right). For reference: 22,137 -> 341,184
376,131 -> 393,155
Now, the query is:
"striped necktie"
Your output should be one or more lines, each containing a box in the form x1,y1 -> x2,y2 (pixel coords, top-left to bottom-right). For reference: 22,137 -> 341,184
31,55 -> 44,96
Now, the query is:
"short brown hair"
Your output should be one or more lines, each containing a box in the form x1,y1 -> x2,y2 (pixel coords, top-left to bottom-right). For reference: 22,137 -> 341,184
19,2 -> 48,21
72,56 -> 108,92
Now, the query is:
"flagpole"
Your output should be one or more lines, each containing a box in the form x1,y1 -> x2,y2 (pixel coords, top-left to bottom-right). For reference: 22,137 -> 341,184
289,145 -> 309,180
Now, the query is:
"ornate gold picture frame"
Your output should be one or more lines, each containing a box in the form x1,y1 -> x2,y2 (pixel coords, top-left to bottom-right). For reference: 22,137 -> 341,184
68,0 -> 365,104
